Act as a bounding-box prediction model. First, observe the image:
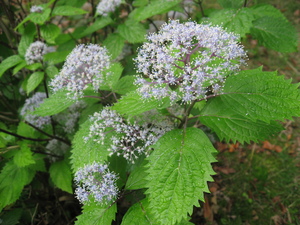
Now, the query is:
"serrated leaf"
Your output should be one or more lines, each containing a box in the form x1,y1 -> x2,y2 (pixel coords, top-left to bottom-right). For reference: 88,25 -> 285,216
103,33 -> 125,59
146,128 -> 217,224
45,65 -> 59,78
118,20 -> 146,43
28,8 -> 51,25
0,161 -> 36,211
111,91 -> 170,117
121,199 -> 156,225
34,89 -> 76,116
18,23 -> 36,57
208,8 -> 254,37
0,208 -> 23,225
40,24 -> 60,44
17,121 -> 36,139
43,50 -> 70,64
251,4 -> 288,21
77,17 -> 113,39
251,16 -> 298,52
13,142 -> 35,167
12,60 -> 27,75
75,202 -> 117,225
52,6 -> 87,16
126,160 -> 148,190
112,75 -> 136,95
0,55 -> 23,78
222,68 -> 300,123
26,71 -> 44,94
71,119 -> 110,171
217,0 -> 244,8
129,0 -> 181,21
101,63 -> 124,90
49,160 -> 73,193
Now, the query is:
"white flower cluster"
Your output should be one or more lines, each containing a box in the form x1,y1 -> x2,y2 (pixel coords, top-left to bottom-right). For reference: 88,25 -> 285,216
50,44 -> 111,100
30,5 -> 43,13
54,101 -> 87,134
134,20 -> 247,104
74,162 -> 118,204
25,41 -> 54,65
96,0 -> 122,16
20,92 -> 51,129
85,108 -> 173,163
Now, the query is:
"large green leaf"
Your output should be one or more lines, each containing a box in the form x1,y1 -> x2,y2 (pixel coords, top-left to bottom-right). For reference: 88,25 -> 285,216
118,20 -> 146,44
101,63 -> 124,91
75,202 -> 117,225
34,89 -> 76,116
111,91 -> 170,117
129,0 -> 181,21
28,8 -> 51,25
70,119 -> 110,171
251,4 -> 288,21
208,8 -> 254,37
103,33 -> 125,60
18,23 -> 36,57
217,0 -> 244,8
112,75 -> 136,95
77,17 -> 113,39
40,24 -> 60,44
13,142 -> 35,167
49,160 -> 73,193
145,128 -> 217,224
26,71 -> 44,94
251,16 -> 298,52
52,6 -> 87,16
0,55 -> 23,78
43,50 -> 71,64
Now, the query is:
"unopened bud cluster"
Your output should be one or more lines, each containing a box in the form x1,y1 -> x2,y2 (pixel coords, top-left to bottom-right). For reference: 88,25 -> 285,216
85,108 -> 174,163
50,44 -> 111,100
20,92 -> 51,129
25,41 -> 54,65
74,162 -> 118,204
134,20 -> 247,103
96,0 -> 122,16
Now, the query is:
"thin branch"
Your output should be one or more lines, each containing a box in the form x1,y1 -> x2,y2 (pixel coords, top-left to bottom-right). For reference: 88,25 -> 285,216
0,128 -> 50,142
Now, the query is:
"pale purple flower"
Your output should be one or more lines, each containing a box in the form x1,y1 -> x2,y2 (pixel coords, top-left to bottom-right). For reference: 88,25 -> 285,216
134,20 -> 247,104
25,41 -> 54,65
96,0 -> 122,16
30,5 -> 43,13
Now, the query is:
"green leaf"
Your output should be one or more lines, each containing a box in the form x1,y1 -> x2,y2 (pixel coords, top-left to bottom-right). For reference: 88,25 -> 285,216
12,60 -> 27,75
25,62 -> 42,71
26,71 -> 44,94
0,55 -> 23,78
34,89 -> 76,116
101,63 -> 123,90
118,20 -> 146,43
250,16 -> 298,52
43,50 -> 71,64
146,128 -> 217,224
52,6 -> 87,16
0,161 -> 36,211
125,160 -> 148,190
75,202 -> 117,225
17,121 -> 37,139
251,4 -> 288,21
112,75 -> 136,95
217,0 -> 244,8
49,160 -> 73,193
71,119 -> 110,171
111,91 -> 170,117
103,33 -> 125,59
129,0 -> 181,21
13,142 -> 35,167
28,8 -> 51,25
208,8 -> 254,37
0,208 -> 23,225
17,23 -> 36,57
45,65 -> 59,78
77,17 -> 113,39
121,199 -> 156,225
219,68 -> 300,123
40,24 -> 60,44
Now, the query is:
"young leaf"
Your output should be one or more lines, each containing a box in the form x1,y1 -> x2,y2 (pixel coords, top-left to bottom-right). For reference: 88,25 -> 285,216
13,142 -> 35,167
220,68 -> 300,123
251,16 -> 298,52
26,71 -> 44,95
40,24 -> 60,44
71,119 -> 110,171
118,20 -> 146,44
52,6 -> 87,16
207,8 -> 254,37
75,202 -> 117,225
103,33 -> 125,60
129,0 -> 181,21
0,161 -> 36,211
111,91 -> 170,117
0,55 -> 23,78
146,128 -> 217,224
49,160 -> 73,193
34,89 -> 76,116
45,65 -> 59,78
